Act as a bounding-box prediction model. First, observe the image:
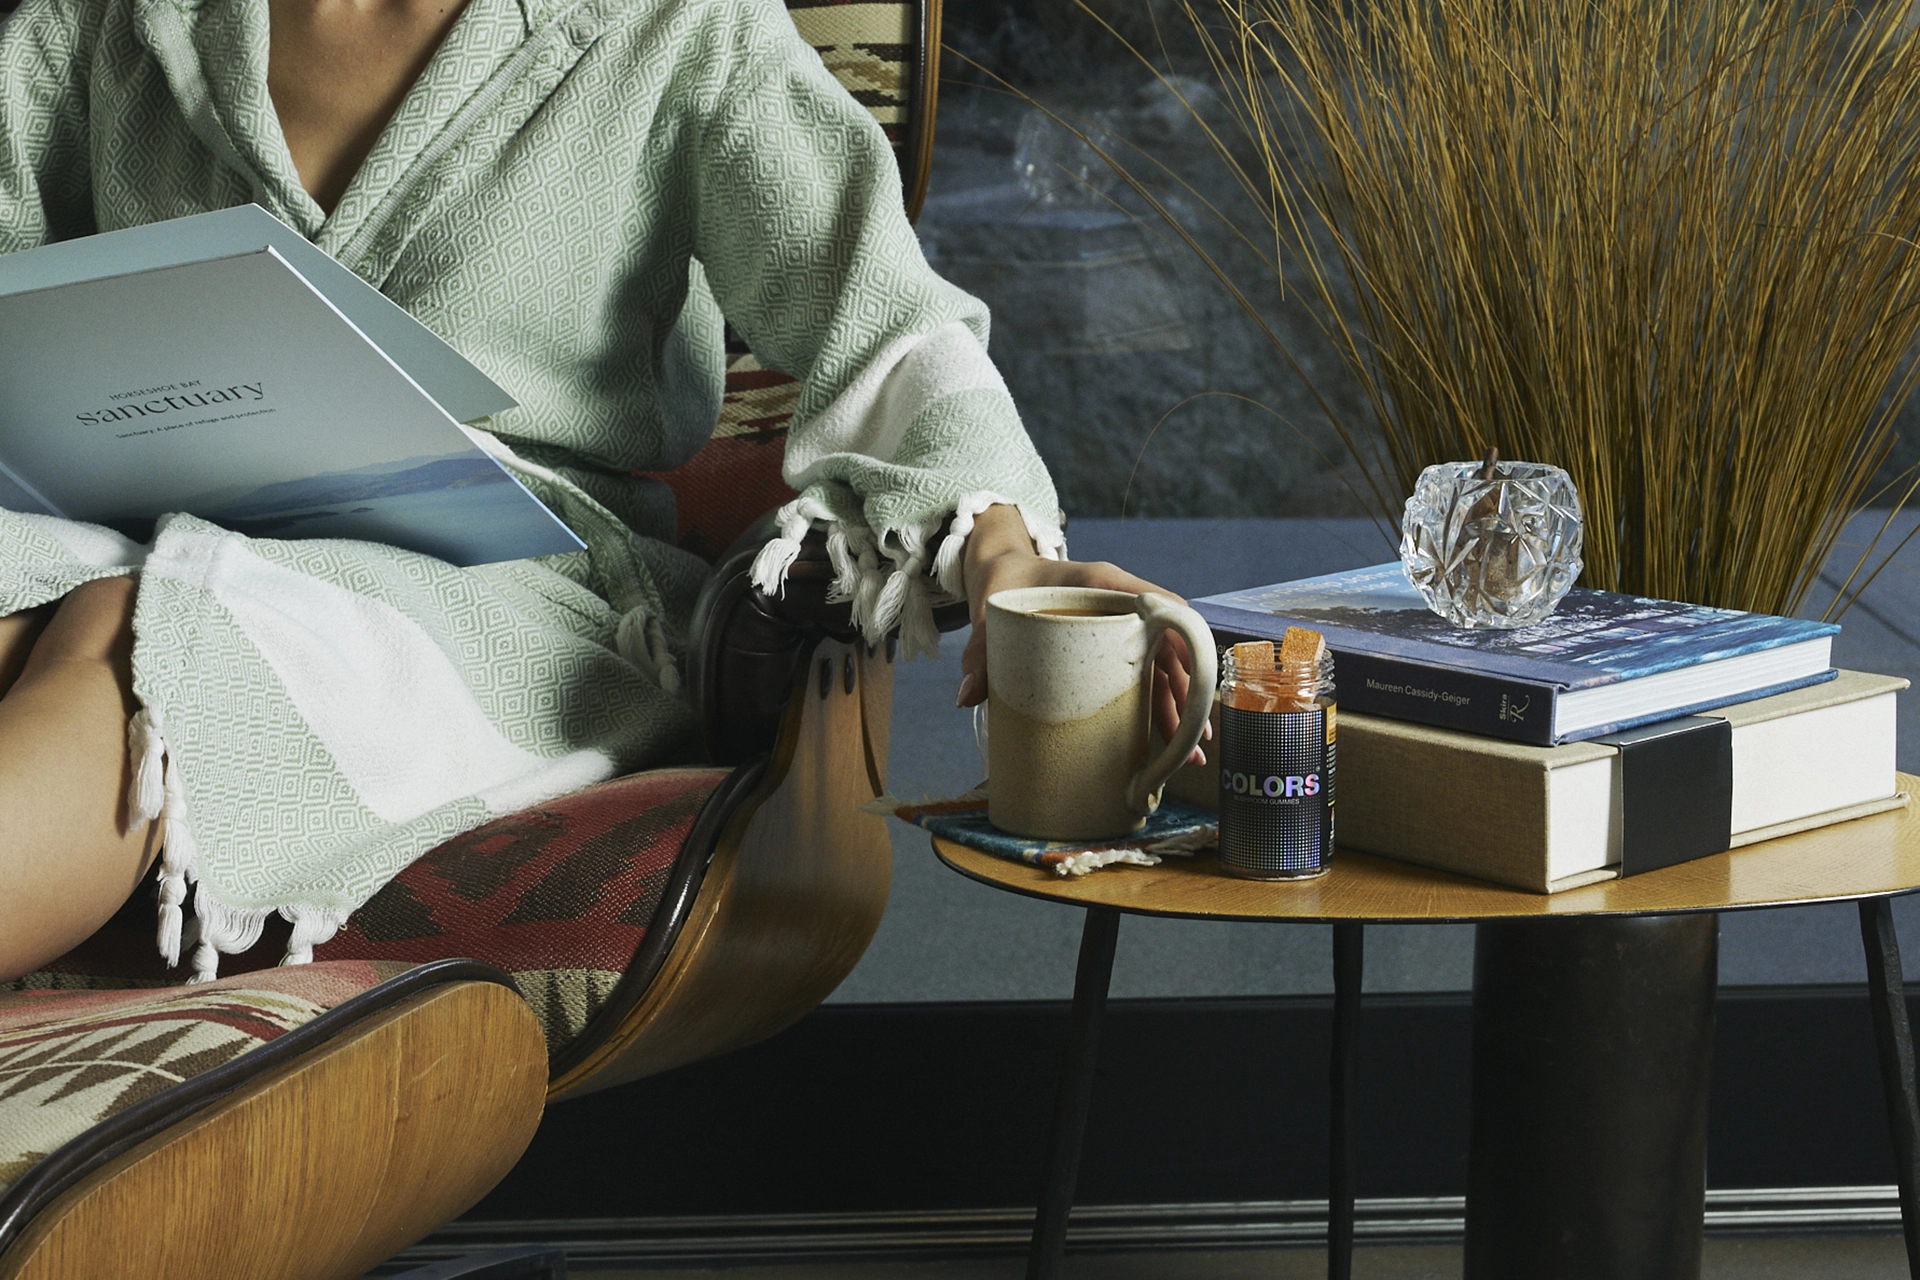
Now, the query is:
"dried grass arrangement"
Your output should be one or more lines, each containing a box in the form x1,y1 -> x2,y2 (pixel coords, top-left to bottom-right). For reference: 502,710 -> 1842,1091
1055,0 -> 1920,614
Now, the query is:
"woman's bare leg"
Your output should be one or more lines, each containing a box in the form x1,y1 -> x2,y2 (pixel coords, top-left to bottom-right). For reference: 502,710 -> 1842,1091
0,604 -> 54,697
0,577 -> 159,979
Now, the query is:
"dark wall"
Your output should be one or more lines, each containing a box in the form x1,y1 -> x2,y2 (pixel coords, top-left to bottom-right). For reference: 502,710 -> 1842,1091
471,986 -> 1904,1221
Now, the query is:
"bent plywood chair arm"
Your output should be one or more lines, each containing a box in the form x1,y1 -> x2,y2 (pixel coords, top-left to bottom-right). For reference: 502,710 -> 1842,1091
549,630 -> 896,1098
549,510 -> 984,1096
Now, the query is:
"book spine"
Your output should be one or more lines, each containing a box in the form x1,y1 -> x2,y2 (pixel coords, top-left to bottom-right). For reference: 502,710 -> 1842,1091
1339,715 -> 1556,892
1330,651 -> 1561,745
1562,669 -> 1838,741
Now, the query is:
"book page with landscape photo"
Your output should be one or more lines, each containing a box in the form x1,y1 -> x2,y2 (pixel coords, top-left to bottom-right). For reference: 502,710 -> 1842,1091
0,248 -> 581,567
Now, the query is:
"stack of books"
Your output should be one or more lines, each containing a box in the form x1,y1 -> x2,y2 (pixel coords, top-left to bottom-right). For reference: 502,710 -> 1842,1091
1185,563 -> 1908,892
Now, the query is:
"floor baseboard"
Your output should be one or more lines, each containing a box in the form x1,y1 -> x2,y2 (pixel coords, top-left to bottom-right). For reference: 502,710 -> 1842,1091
380,1186 -> 1905,1270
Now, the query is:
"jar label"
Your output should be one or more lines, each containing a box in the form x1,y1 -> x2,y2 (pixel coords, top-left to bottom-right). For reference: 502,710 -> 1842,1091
1218,704 -> 1335,876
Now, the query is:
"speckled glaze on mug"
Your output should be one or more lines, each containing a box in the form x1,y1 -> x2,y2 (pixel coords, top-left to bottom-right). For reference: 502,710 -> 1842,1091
985,586 -> 1218,841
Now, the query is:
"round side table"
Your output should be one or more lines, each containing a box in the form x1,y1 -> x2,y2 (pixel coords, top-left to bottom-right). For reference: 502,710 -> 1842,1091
933,774 -> 1920,1280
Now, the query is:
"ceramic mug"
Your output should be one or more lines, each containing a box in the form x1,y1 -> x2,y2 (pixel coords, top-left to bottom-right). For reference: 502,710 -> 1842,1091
985,586 -> 1218,841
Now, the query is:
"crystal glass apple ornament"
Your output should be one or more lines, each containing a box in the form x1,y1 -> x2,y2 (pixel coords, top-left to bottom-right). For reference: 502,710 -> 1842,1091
1399,459 -> 1584,629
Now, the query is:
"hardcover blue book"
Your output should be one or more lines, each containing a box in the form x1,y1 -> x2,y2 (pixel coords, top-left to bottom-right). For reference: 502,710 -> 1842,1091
1193,563 -> 1838,745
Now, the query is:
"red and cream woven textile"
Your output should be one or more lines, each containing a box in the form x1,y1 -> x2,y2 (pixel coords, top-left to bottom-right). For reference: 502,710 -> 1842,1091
640,353 -> 800,562
315,767 -> 728,1051
0,961 -> 404,1194
14,768 -> 731,1055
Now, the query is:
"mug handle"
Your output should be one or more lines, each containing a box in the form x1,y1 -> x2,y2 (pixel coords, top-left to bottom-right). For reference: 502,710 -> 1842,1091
1125,593 -> 1219,818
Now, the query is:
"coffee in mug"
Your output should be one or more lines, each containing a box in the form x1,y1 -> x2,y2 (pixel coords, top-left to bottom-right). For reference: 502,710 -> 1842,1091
984,586 -> 1218,841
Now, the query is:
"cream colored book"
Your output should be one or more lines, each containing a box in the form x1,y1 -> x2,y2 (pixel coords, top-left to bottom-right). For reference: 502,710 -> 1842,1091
1332,669 -> 1908,892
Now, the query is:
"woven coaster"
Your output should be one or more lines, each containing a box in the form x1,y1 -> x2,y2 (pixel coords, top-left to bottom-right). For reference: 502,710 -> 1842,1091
869,789 -> 1218,876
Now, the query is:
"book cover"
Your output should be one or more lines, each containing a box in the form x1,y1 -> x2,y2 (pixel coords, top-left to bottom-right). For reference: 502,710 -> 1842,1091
1194,562 -> 1838,743
0,206 -> 514,425
0,215 -> 581,567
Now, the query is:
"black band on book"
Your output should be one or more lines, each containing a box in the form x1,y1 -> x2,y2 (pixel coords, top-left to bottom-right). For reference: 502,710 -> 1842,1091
1597,716 -> 1733,876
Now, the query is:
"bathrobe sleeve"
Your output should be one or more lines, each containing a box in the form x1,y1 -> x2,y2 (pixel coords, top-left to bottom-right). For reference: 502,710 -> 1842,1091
687,2 -> 1064,655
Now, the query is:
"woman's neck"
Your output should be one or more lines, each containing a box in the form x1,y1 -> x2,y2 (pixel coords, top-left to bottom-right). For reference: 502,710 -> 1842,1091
266,0 -> 472,214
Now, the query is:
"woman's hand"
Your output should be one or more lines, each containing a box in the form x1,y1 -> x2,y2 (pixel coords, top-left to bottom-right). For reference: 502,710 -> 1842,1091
957,505 -> 1208,764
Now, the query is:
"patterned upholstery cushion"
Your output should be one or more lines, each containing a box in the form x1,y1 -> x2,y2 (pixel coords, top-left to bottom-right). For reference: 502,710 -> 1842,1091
17,768 -> 732,1056
314,767 -> 729,1052
0,961 -> 405,1195
640,353 -> 800,561
787,0 -> 915,150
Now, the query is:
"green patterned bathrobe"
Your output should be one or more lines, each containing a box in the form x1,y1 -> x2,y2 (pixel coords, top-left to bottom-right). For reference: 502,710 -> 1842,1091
0,0 -> 1063,977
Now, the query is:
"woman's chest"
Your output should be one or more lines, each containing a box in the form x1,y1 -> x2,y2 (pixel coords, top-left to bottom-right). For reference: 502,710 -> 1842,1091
264,0 -> 472,215
75,0 -> 729,458
80,0 -> 704,277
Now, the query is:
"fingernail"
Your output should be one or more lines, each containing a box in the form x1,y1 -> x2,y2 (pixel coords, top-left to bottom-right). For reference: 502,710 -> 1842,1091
956,672 -> 981,706
1202,721 -> 1213,742
1188,746 -> 1207,766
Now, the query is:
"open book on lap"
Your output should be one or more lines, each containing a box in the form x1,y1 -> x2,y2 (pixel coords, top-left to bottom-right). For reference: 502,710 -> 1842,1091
0,205 -> 582,567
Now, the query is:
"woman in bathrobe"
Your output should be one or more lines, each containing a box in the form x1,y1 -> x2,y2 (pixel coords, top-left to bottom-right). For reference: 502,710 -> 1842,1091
0,0 -> 1198,981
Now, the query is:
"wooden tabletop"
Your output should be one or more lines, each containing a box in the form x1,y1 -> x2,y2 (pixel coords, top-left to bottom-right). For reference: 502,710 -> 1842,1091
932,773 -> 1920,923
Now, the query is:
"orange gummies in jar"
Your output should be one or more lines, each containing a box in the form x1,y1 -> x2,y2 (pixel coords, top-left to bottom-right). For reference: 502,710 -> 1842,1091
1216,636 -> 1336,879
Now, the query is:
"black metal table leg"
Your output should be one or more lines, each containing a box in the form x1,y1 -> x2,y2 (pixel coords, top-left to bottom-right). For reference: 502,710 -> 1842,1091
1860,896 -> 1920,1278
1329,923 -> 1363,1280
1026,905 -> 1121,1280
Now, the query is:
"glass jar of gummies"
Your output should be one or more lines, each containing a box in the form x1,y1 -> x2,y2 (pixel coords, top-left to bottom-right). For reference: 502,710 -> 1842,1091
1216,629 -> 1335,879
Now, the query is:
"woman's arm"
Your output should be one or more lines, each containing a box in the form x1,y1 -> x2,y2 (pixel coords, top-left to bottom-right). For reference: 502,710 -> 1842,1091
959,504 -> 1205,764
694,17 -> 1067,659
685,7 -> 1194,743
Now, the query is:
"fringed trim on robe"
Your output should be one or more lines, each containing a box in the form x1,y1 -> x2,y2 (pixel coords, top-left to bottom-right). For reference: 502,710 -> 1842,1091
127,708 -> 353,982
120,516 -> 632,982
747,489 -> 1068,659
